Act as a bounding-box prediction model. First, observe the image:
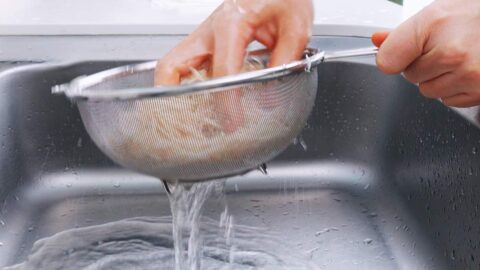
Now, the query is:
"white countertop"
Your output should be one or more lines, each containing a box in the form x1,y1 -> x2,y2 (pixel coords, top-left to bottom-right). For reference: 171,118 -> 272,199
0,0 -> 402,36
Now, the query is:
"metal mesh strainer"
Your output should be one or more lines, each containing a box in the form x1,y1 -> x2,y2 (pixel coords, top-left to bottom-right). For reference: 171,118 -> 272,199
53,47 -> 377,182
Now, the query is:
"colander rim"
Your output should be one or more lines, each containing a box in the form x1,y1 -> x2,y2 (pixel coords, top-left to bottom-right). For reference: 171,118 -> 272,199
51,48 -> 325,101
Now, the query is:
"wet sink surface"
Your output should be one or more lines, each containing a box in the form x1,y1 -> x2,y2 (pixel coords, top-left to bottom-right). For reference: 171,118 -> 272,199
1,37 -> 480,269
1,165 -> 429,270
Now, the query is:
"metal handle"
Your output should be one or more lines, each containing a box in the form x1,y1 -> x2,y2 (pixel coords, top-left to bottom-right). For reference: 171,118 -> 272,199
323,47 -> 378,61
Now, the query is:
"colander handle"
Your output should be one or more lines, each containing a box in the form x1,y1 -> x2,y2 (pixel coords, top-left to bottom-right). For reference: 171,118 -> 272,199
323,47 -> 378,61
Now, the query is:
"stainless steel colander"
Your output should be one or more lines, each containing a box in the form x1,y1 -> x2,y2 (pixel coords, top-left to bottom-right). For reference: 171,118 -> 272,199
53,47 -> 377,183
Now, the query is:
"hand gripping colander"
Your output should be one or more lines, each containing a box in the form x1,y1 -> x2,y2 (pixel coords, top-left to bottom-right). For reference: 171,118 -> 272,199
53,47 -> 377,184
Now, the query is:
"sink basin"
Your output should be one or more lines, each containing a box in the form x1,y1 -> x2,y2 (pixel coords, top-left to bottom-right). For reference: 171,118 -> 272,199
0,36 -> 479,270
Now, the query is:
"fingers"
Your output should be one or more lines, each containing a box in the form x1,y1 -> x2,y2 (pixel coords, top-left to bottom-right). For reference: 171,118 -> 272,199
154,26 -> 213,86
442,93 -> 480,108
269,18 -> 311,67
419,71 -> 480,107
155,53 -> 211,86
154,10 -> 217,86
403,50 -> 450,83
376,13 -> 428,74
371,31 -> 390,47
254,24 -> 277,50
155,0 -> 316,133
211,18 -> 254,133
373,1 -> 480,107
212,22 -> 253,77
418,72 -> 459,98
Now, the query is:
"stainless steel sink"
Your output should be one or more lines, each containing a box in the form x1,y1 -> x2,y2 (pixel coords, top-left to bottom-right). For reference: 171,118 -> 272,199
0,36 -> 479,270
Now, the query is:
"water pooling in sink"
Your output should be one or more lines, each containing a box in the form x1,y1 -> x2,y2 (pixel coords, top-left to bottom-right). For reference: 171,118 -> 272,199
5,180 -> 318,270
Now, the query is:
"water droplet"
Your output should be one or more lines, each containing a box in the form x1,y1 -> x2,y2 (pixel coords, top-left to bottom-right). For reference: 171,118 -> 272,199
472,147 -> 478,155
28,226 -> 34,232
77,137 -> 83,148
368,212 -> 378,218
113,182 -> 121,188
451,249 -> 456,260
363,238 -> 373,244
234,184 -> 239,192
64,248 -> 75,256
0,242 -> 3,247
66,183 -> 72,188
0,220 -> 5,226
315,227 -> 339,236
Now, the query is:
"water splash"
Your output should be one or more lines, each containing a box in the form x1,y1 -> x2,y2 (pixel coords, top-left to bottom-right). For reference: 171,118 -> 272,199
6,180 -> 319,270
5,216 -> 318,270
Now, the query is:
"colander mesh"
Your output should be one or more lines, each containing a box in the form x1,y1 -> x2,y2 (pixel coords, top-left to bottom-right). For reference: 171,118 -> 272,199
77,65 -> 317,181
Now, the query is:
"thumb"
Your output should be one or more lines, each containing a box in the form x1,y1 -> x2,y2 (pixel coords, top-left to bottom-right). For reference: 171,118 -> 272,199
376,14 -> 427,74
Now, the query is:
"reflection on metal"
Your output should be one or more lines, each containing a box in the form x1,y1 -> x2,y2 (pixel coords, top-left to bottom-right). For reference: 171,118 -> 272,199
162,180 -> 171,195
257,163 -> 268,175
